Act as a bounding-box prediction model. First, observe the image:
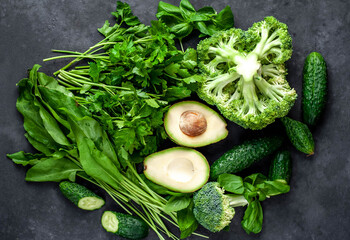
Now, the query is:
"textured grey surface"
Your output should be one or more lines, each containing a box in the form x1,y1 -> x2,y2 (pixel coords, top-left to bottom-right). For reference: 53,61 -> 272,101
1,0 -> 350,239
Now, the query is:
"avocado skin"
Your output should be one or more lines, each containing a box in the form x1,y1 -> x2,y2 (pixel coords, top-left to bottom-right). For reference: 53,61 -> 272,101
268,150 -> 292,184
210,136 -> 283,180
281,117 -> 315,155
302,52 -> 327,127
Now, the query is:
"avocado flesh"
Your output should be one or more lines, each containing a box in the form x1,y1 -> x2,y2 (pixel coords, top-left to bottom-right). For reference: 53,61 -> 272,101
144,147 -> 210,193
164,101 -> 228,147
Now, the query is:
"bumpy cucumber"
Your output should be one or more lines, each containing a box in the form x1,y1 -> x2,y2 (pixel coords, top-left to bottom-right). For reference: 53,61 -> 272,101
101,211 -> 149,240
281,117 -> 314,155
59,181 -> 105,210
210,136 -> 283,180
302,52 -> 327,126
268,150 -> 292,184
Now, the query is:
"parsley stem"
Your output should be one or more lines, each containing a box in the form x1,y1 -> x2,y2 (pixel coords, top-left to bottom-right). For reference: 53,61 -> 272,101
44,54 -> 108,61
179,39 -> 184,52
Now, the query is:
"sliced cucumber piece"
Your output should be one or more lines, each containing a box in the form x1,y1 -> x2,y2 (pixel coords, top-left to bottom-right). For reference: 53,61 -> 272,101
78,196 -> 105,210
102,211 -> 119,233
59,181 -> 105,211
101,211 -> 149,240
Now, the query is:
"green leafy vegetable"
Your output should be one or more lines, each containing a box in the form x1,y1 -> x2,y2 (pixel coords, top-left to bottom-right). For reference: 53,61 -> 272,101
193,173 -> 290,233
164,195 -> 192,213
25,157 -> 82,182
157,0 -> 234,40
218,173 -> 244,194
177,200 -> 198,239
241,199 -> 263,234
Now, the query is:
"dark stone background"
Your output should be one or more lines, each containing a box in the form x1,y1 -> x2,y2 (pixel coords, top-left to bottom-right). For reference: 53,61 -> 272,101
1,0 -> 349,239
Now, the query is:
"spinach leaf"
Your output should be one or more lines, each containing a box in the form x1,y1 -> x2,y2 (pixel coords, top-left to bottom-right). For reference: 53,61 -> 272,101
24,133 -> 54,156
67,115 -> 119,169
35,100 -> 70,146
16,78 -> 59,152
218,173 -> 244,194
69,118 -> 122,189
7,151 -> 44,166
25,157 -> 82,182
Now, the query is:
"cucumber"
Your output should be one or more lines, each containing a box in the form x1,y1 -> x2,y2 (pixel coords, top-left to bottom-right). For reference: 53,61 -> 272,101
210,136 -> 283,180
101,211 -> 149,240
281,117 -> 314,155
268,150 -> 292,184
302,52 -> 327,126
59,181 -> 105,210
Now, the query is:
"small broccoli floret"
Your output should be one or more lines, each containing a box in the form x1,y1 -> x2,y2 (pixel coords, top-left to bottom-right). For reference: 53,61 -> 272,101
193,182 -> 248,232
197,16 -> 297,130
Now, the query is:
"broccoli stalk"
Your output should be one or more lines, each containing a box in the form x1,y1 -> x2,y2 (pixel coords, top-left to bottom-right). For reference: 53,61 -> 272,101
197,16 -> 297,129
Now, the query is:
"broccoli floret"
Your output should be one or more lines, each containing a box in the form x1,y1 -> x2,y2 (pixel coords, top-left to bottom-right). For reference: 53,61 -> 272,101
193,182 -> 248,232
197,16 -> 297,130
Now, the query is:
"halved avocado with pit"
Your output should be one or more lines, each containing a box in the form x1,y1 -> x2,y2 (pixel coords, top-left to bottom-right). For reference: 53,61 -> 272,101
144,147 -> 210,193
164,101 -> 228,147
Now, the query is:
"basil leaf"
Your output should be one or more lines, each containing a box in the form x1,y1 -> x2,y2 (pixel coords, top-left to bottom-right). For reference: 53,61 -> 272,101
197,6 -> 216,15
190,13 -> 211,22
241,199 -> 263,234
170,23 -> 193,38
218,173 -> 244,194
257,180 -> 291,197
25,157 -> 82,182
244,173 -> 267,186
179,0 -> 196,19
177,200 -> 198,239
164,195 -> 191,213
214,5 -> 234,29
158,1 -> 182,16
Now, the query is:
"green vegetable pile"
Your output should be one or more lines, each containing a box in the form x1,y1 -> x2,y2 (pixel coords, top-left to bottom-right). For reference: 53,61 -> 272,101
7,0 -> 327,239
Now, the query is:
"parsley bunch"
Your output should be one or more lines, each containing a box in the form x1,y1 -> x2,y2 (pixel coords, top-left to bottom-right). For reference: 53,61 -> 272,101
45,2 -> 205,168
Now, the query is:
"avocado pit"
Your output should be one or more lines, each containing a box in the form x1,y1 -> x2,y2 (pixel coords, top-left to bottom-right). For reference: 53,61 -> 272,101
179,110 -> 207,137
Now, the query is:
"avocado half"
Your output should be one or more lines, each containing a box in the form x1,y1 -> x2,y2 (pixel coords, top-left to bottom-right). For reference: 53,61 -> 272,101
143,147 -> 210,193
164,101 -> 228,147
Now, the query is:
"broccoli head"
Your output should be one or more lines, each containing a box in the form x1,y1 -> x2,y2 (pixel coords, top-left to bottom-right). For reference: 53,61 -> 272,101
193,182 -> 248,232
197,16 -> 297,130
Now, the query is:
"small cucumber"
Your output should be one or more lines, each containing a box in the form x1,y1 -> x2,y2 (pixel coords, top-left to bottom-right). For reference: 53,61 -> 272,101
59,181 -> 105,211
302,52 -> 327,126
268,150 -> 292,184
210,136 -> 283,180
101,211 -> 149,240
281,117 -> 314,155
